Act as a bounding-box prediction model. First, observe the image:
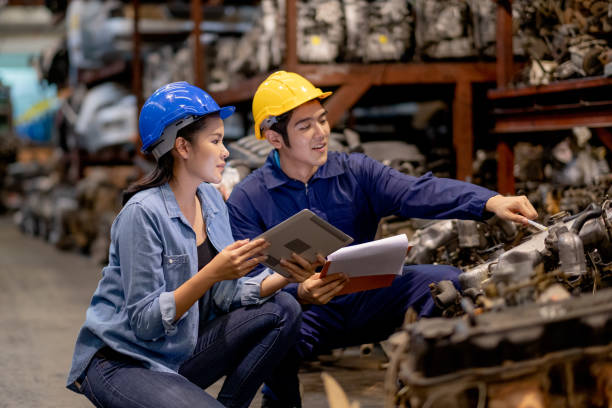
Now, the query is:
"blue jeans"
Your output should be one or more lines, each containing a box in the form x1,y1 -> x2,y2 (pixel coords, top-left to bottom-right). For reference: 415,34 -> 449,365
80,292 -> 301,408
264,264 -> 460,406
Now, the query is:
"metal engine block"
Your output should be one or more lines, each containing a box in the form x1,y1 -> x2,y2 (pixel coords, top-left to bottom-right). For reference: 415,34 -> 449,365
457,201 -> 612,309
386,287 -> 612,408
403,217 -> 517,269
386,199 -> 612,407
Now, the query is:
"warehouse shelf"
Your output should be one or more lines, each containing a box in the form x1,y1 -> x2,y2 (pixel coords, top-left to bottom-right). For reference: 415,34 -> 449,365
212,63 -> 497,180
78,60 -> 129,85
205,0 -> 498,182
0,81 -> 13,140
67,147 -> 136,183
132,0 -> 524,184
212,62 -> 497,106
489,76 -> 612,99
488,77 -> 612,134
490,1 -> 612,194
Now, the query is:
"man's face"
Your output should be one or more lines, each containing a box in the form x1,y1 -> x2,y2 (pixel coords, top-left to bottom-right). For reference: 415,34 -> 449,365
281,99 -> 330,170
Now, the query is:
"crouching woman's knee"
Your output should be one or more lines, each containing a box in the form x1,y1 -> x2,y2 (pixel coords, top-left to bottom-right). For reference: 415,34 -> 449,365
268,291 -> 302,341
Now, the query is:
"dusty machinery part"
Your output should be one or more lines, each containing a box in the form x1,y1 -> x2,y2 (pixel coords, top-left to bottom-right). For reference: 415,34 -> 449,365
386,287 -> 612,407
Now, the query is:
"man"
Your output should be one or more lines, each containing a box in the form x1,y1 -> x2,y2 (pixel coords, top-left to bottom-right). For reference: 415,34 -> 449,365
226,71 -> 538,407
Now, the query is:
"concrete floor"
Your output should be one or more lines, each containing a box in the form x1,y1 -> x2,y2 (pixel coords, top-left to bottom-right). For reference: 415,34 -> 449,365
0,216 -> 386,408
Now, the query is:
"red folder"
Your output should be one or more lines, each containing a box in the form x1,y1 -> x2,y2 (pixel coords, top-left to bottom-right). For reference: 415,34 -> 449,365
317,235 -> 411,295
319,261 -> 399,295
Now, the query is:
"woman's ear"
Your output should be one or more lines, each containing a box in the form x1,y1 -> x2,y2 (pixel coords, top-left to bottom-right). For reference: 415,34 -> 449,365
264,129 -> 285,149
174,137 -> 190,159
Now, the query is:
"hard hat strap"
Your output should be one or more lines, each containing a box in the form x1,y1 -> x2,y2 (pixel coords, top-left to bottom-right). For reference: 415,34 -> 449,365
260,116 -> 278,133
150,115 -> 199,160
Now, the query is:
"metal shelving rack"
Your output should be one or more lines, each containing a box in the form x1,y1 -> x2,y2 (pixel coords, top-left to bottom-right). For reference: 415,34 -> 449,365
0,81 -> 12,140
490,0 -> 612,194
203,0 -> 498,182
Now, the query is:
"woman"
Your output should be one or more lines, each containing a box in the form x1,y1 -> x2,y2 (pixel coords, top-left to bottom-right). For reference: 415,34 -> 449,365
66,82 -> 310,408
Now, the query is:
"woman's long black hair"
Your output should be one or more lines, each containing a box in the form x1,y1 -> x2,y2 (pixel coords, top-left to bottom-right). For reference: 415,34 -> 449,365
122,114 -> 218,205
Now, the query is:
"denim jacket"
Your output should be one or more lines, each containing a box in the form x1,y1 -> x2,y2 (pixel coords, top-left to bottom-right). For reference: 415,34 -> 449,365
67,182 -> 273,392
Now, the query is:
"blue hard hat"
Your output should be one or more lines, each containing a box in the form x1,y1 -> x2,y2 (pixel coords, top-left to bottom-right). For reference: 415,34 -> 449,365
139,82 -> 235,158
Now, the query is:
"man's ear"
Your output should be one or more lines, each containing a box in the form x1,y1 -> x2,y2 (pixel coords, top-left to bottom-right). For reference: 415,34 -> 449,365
174,137 -> 190,159
263,129 -> 285,150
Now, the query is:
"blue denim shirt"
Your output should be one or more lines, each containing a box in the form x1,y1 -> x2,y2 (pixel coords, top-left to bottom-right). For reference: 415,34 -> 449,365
67,183 -> 273,391
226,151 -> 498,284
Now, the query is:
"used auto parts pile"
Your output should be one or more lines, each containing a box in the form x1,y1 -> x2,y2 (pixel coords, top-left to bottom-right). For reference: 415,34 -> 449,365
401,217 -> 518,270
10,159 -> 129,264
382,127 -> 612,405
386,286 -> 612,408
455,201 -> 612,306
0,82 -> 19,213
204,0 -> 498,90
344,0 -> 413,62
414,0 -> 496,59
385,193 -> 612,406
297,0 -> 344,63
73,82 -> 137,154
510,129 -> 611,217
513,0 -> 612,85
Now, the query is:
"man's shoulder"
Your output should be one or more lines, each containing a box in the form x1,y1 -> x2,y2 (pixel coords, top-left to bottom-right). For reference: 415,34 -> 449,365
329,151 -> 368,166
327,151 -> 375,176
234,167 -> 267,193
328,150 -> 349,162
228,168 -> 269,210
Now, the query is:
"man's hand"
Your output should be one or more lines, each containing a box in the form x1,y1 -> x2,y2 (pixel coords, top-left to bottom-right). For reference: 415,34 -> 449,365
485,194 -> 538,225
297,273 -> 349,305
280,253 -> 326,283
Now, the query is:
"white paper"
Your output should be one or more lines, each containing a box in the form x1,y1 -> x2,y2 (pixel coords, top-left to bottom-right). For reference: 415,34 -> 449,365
326,234 -> 410,277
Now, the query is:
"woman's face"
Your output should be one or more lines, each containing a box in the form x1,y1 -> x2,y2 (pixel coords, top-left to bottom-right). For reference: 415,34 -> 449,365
184,116 -> 229,184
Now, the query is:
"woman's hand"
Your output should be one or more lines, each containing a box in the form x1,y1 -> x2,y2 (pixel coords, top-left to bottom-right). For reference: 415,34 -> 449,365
280,253 -> 326,283
205,238 -> 269,281
174,239 -> 268,320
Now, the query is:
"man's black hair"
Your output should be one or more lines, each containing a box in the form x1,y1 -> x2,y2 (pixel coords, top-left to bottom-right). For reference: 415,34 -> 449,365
268,110 -> 294,148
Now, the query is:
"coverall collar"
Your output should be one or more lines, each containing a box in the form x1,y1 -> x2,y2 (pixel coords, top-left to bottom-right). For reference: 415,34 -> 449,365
262,150 -> 344,189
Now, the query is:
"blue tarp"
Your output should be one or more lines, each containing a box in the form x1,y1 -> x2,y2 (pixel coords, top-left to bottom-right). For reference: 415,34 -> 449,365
0,54 -> 58,143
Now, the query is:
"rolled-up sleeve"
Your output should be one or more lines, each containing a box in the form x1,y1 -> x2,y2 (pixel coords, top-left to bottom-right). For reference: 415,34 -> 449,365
212,268 -> 276,312
238,268 -> 276,306
159,291 -> 183,336
116,203 -> 170,341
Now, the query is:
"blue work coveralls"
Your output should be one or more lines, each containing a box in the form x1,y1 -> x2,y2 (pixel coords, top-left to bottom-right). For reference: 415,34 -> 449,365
226,150 -> 498,405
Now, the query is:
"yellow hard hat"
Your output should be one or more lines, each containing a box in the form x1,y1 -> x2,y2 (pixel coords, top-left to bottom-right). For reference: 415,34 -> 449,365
252,71 -> 332,139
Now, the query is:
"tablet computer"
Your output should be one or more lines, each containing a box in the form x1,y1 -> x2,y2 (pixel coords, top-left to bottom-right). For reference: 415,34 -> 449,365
256,209 -> 354,278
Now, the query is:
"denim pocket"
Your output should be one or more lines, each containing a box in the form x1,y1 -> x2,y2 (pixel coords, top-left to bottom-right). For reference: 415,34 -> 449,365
95,355 -> 135,381
81,376 -> 105,408
163,254 -> 190,287
163,254 -> 189,265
